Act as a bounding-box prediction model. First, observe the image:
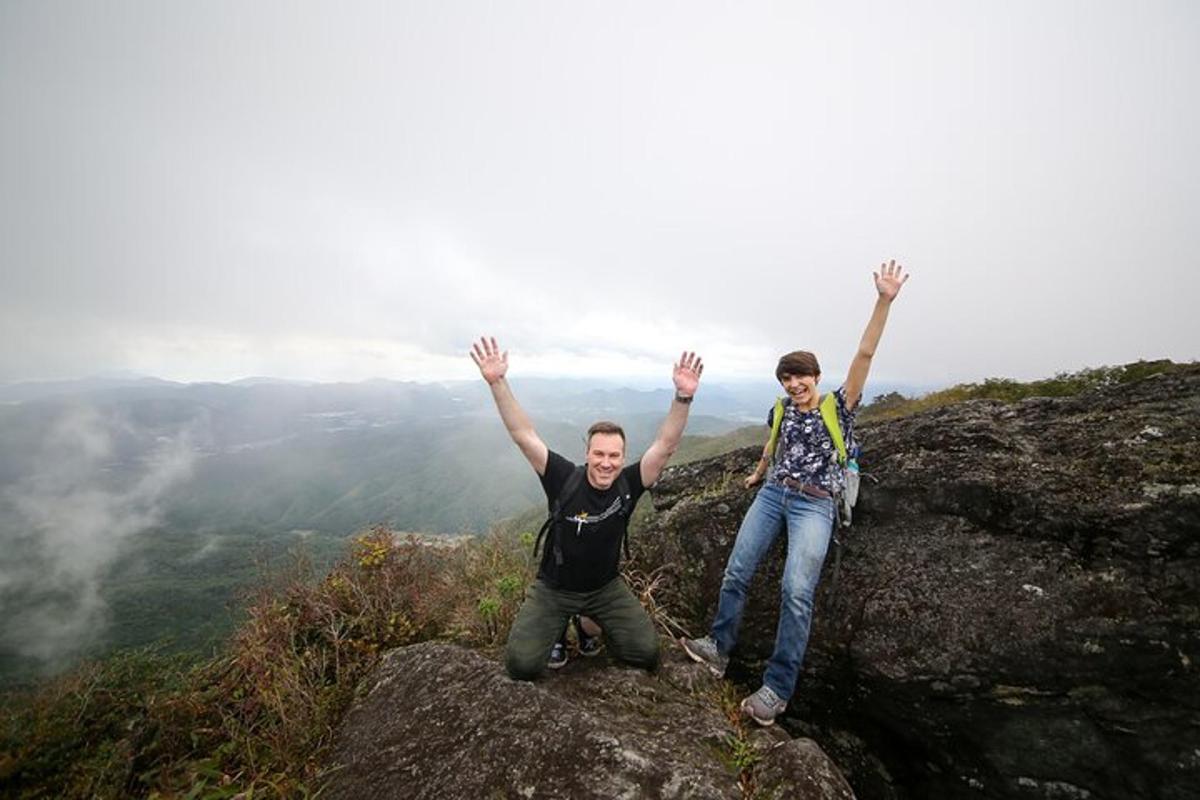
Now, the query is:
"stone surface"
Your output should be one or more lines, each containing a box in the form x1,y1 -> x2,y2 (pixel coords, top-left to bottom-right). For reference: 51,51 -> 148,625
323,641 -> 854,800
641,366 -> 1200,800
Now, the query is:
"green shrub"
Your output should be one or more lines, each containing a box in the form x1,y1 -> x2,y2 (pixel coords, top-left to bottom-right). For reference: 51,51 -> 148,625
0,646 -> 192,799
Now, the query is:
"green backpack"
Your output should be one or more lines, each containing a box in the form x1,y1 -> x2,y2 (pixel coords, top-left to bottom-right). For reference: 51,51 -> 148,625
764,392 -> 860,527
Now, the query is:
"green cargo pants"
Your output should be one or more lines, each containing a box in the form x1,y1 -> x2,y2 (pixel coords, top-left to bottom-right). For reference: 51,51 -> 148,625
505,577 -> 660,680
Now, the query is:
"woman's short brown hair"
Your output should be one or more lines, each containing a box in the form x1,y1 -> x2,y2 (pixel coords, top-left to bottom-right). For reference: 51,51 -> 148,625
587,420 -> 626,448
775,351 -> 821,382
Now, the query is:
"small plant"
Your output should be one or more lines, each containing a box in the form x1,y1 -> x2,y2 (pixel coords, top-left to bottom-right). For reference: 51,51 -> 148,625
477,596 -> 503,641
706,682 -> 762,798
496,574 -> 523,599
477,596 -> 501,618
353,531 -> 394,569
726,731 -> 762,773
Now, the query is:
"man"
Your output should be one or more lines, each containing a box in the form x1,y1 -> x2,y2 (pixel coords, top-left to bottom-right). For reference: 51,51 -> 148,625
469,336 -> 703,679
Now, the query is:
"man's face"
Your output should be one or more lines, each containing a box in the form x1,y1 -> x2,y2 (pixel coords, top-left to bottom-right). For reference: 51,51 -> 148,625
585,432 -> 626,490
779,372 -> 820,410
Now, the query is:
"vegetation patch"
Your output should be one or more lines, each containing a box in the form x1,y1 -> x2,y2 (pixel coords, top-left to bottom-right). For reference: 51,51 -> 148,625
1,525 -> 536,799
708,682 -> 763,798
859,360 -> 1185,422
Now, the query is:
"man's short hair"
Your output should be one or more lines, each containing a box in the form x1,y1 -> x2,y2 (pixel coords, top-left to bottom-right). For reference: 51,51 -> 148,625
775,351 -> 821,381
587,420 -> 626,449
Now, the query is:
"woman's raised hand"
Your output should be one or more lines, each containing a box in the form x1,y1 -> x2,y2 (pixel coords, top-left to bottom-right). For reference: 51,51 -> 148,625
874,260 -> 909,302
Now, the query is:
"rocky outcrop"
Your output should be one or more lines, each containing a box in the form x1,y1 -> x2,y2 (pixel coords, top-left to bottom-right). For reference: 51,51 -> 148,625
324,641 -> 854,799
643,366 -> 1200,800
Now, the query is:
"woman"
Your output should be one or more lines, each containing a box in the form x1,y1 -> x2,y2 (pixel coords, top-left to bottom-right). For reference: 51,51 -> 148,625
681,260 -> 909,725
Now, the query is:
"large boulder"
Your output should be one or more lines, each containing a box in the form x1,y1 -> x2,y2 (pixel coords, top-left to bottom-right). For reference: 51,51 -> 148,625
323,641 -> 854,799
642,366 -> 1200,800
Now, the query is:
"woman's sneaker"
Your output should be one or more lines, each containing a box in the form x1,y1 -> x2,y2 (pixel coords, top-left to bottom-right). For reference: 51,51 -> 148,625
547,641 -> 568,670
679,635 -> 728,677
740,685 -> 786,726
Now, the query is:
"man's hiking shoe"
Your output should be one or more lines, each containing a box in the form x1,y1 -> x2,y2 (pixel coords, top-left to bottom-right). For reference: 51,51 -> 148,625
574,616 -> 603,657
740,686 -> 787,726
547,642 -> 568,670
679,635 -> 728,677
577,630 -> 602,657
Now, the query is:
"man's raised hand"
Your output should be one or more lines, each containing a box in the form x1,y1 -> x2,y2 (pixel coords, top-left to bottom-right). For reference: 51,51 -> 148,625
874,259 -> 909,303
673,351 -> 704,398
470,336 -> 508,385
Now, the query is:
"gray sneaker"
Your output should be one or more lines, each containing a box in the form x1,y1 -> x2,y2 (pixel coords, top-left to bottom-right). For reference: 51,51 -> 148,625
679,635 -> 728,677
740,685 -> 787,726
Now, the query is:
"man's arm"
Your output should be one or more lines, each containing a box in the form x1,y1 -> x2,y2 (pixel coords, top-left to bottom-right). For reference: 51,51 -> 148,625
470,336 -> 549,476
844,260 -> 909,410
640,352 -> 704,488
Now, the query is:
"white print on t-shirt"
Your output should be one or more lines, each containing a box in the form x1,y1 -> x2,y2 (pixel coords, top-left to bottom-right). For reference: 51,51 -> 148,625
565,496 -> 625,534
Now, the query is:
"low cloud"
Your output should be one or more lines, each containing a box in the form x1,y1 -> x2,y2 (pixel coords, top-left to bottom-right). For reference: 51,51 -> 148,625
0,405 -> 195,671
183,533 -> 223,564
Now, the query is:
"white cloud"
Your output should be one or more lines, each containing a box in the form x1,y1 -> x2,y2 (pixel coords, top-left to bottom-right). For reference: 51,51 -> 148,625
0,406 -> 196,665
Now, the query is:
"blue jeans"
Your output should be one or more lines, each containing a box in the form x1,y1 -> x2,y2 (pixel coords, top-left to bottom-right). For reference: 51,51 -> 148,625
710,481 -> 835,701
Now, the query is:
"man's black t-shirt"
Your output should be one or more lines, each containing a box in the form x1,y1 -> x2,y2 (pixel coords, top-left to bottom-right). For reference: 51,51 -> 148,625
538,450 -> 646,592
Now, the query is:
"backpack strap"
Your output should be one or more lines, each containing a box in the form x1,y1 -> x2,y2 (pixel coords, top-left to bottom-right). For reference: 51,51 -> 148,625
765,396 -> 786,462
533,465 -> 588,565
819,392 -> 848,466
615,471 -> 635,560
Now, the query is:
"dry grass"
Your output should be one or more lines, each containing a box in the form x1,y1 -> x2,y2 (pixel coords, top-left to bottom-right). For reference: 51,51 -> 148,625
623,564 -> 691,641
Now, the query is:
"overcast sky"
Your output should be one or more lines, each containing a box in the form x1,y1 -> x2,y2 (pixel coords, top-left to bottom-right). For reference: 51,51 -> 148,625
2,0 -> 1197,388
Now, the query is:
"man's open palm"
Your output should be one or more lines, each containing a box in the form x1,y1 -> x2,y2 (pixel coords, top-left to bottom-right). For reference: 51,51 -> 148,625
673,351 -> 704,397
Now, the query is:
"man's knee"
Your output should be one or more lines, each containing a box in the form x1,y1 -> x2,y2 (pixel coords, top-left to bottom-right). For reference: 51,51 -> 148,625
615,628 -> 661,671
505,639 -> 546,681
628,637 -> 661,671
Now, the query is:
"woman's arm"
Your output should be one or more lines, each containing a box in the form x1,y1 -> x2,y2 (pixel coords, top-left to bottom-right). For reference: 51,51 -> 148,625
744,438 -> 772,489
844,260 -> 909,410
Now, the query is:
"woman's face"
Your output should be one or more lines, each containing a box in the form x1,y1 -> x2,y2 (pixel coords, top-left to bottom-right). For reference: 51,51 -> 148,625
779,372 -> 820,409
